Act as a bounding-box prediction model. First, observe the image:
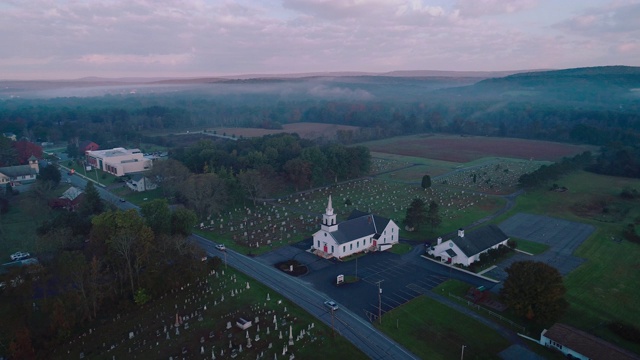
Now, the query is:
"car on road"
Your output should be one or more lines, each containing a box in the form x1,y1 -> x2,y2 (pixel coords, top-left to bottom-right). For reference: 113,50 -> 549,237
215,244 -> 226,251
119,198 -> 126,202
324,300 -> 339,311
10,252 -> 30,261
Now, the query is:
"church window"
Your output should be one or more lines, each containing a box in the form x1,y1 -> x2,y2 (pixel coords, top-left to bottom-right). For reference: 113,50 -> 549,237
317,241 -> 320,247
350,244 -> 352,250
331,246 -> 334,253
357,242 -> 359,248
392,235 -> 394,240
343,246 -> 345,252
324,233 -> 327,237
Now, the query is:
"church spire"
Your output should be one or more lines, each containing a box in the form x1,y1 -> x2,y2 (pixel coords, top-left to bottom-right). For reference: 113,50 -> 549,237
326,195 -> 334,216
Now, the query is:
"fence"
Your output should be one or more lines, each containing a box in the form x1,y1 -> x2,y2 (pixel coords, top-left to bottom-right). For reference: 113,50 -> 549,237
448,293 -> 526,333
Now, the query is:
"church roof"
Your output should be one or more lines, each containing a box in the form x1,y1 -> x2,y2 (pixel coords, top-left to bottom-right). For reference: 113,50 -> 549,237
544,323 -> 640,360
328,209 -> 392,245
0,165 -> 37,178
450,225 -> 509,257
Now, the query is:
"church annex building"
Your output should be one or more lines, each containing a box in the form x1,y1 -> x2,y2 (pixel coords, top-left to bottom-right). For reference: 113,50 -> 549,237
312,196 -> 400,259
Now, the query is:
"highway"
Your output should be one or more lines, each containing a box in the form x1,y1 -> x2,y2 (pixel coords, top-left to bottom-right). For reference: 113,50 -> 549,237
192,234 -> 420,360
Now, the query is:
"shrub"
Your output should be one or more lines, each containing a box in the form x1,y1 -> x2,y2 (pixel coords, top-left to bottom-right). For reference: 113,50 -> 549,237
608,322 -> 640,344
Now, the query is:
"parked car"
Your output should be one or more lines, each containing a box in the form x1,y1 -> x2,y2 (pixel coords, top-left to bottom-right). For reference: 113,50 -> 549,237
10,252 -> 30,261
324,300 -> 339,311
215,244 -> 226,251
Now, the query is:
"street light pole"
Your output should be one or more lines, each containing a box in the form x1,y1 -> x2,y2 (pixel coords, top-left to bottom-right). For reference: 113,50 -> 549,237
461,345 -> 466,360
376,280 -> 384,324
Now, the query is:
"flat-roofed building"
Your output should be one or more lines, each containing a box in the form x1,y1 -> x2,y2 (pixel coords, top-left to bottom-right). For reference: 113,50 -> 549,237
86,147 -> 152,176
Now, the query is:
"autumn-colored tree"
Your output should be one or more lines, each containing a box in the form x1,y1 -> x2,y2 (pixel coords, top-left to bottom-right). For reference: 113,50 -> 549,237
9,326 -> 36,360
500,261 -> 569,323
13,140 -> 42,164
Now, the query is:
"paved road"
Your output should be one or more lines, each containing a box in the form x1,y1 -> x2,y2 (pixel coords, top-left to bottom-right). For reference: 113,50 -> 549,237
59,167 -> 139,211
191,234 -> 420,360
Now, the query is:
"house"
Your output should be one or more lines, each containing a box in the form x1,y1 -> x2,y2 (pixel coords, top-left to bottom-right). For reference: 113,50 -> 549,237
126,174 -> 157,192
86,147 -> 152,177
312,196 -> 400,259
428,225 -> 509,266
0,155 -> 39,187
78,140 -> 100,154
49,186 -> 84,211
2,132 -> 17,141
540,323 -> 640,360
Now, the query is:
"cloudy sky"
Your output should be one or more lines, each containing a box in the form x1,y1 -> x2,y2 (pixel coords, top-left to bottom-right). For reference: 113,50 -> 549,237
1,0 -> 639,79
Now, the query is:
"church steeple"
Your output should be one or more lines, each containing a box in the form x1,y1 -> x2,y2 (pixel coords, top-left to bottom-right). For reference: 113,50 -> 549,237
321,195 -> 338,232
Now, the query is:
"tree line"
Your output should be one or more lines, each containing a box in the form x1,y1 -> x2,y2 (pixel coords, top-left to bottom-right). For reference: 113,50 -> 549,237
1,172 -> 206,358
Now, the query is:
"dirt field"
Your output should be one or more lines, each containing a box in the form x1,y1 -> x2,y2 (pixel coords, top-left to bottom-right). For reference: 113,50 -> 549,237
362,134 -> 597,163
209,123 -> 360,139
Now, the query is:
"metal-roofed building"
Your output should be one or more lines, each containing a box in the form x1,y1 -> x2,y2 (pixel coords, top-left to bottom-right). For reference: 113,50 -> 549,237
428,225 -> 509,266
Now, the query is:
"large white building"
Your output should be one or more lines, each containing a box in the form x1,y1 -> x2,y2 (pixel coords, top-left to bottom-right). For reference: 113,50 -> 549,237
312,196 -> 400,259
86,148 -> 152,177
428,225 -> 509,266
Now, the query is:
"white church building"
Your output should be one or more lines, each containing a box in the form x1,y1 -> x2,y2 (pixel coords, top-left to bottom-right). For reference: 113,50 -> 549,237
428,225 -> 509,266
312,196 -> 400,259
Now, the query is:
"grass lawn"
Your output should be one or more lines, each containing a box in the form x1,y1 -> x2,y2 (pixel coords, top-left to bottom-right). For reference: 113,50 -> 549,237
123,188 -> 165,206
513,238 -> 549,255
376,295 -> 510,359
388,242 -> 412,255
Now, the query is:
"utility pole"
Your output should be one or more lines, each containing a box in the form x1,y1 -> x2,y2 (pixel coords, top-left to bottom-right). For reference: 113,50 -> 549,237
331,307 -> 335,338
375,280 -> 384,324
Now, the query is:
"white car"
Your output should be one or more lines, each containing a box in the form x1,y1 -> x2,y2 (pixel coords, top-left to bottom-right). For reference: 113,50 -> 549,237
10,252 -> 30,261
324,300 -> 339,311
215,244 -> 226,251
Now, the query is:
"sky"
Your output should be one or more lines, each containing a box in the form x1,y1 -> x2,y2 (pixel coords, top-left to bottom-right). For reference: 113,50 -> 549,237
1,0 -> 639,79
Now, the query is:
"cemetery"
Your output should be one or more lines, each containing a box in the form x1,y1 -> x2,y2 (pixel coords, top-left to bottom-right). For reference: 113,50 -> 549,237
52,263 -> 366,360
194,155 -> 541,254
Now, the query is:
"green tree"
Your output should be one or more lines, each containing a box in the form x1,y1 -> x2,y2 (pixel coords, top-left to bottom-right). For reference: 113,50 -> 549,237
92,210 -> 154,297
403,198 -> 427,231
426,200 -> 442,231
79,181 -> 104,216
500,261 -> 568,323
421,175 -> 432,189
171,207 -> 197,236
141,199 -> 171,236
180,173 -> 228,220
38,165 -> 61,187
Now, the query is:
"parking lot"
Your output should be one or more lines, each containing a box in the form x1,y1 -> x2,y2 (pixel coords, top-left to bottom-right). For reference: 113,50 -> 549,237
257,243 -> 494,322
485,212 -> 595,292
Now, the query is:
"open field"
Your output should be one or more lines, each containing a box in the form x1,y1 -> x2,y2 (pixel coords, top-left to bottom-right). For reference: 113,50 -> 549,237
0,205 -> 40,262
360,134 -> 597,163
52,264 -> 366,360
376,295 -> 510,359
